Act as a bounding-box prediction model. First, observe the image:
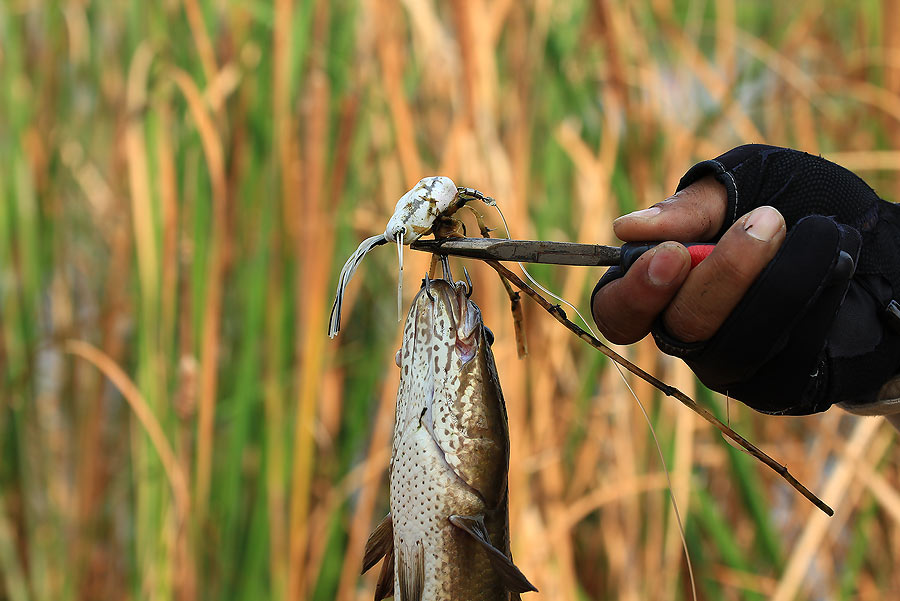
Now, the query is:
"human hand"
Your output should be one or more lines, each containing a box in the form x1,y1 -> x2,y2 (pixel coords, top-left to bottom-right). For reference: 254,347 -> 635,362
592,145 -> 900,415
591,176 -> 786,345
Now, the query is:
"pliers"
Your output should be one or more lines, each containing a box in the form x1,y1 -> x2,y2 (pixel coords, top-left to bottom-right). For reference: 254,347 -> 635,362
410,238 -> 714,272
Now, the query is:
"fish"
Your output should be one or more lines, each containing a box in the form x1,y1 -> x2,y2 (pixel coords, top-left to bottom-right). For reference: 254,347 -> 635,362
362,276 -> 537,601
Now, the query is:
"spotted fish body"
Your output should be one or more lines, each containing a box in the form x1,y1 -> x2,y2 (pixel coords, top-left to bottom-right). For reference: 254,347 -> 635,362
363,278 -> 536,601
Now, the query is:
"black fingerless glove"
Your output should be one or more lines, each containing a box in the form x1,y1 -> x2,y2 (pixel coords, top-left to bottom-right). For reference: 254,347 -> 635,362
655,145 -> 900,414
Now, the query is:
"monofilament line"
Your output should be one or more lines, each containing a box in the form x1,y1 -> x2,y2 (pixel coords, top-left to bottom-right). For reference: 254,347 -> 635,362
487,202 -> 695,595
483,258 -> 834,516
490,204 -> 601,340
613,361 -> 697,601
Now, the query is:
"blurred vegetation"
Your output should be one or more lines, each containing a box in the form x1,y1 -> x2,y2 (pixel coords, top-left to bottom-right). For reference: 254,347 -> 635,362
4,1 -> 900,600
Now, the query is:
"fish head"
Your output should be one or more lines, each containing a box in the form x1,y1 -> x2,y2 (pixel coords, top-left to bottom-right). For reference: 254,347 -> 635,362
385,176 -> 459,243
397,276 -> 509,510
404,277 -> 487,364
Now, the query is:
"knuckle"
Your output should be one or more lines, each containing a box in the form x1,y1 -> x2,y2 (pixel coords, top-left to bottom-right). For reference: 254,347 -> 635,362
708,248 -> 758,285
605,325 -> 638,345
592,294 -> 641,344
592,306 -> 632,344
671,177 -> 726,235
663,294 -> 715,342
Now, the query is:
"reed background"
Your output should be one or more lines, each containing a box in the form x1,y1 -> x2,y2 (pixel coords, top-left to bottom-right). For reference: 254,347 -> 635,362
4,1 -> 900,600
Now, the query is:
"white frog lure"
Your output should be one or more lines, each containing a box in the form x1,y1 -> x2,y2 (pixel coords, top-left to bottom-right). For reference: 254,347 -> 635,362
328,176 -> 494,338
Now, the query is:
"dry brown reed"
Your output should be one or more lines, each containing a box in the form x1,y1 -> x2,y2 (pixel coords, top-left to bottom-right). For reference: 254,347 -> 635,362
64,341 -> 191,520
7,2 -> 900,601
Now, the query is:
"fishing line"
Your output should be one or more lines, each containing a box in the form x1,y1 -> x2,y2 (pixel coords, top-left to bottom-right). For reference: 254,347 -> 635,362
613,362 -> 698,601
490,204 -> 601,340
490,201 -> 696,601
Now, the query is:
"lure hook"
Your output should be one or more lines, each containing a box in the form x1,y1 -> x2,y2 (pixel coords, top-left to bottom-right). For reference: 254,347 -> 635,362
423,273 -> 435,301
440,254 -> 454,283
462,267 -> 473,298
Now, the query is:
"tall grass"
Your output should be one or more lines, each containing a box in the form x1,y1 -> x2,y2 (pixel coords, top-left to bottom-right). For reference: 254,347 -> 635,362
3,1 -> 900,600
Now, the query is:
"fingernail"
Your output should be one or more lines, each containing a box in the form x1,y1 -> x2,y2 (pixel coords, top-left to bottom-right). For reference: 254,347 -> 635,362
648,245 -> 684,287
617,206 -> 661,222
743,206 -> 782,242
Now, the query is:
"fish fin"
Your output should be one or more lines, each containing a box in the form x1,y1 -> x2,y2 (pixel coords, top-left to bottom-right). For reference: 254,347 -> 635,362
373,536 -> 394,601
397,541 -> 424,601
449,515 -> 537,594
362,513 -> 393,574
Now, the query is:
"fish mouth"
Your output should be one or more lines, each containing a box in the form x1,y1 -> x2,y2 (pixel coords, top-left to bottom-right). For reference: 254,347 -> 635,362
417,277 -> 482,362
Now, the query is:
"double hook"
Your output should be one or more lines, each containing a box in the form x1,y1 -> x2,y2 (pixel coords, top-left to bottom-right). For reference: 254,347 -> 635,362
440,254 -> 473,298
421,259 -> 473,300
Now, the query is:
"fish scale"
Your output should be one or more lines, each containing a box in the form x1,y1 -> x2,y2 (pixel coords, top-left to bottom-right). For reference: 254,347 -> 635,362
365,278 -> 536,601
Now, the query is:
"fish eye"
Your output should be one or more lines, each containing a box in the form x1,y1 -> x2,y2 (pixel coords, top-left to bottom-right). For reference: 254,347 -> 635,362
394,349 -> 402,368
483,326 -> 495,346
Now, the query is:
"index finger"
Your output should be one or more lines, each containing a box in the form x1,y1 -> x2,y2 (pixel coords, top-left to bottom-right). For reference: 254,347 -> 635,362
613,176 -> 728,243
